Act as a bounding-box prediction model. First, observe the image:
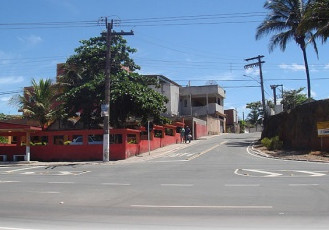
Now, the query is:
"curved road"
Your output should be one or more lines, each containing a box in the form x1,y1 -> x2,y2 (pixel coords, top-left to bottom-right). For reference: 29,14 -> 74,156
0,133 -> 328,229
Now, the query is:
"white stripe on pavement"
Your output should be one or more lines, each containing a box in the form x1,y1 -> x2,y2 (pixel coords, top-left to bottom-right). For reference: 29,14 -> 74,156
131,205 -> 272,209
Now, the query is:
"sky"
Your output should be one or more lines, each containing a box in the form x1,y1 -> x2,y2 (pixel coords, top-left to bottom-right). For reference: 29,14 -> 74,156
1,0 -> 329,119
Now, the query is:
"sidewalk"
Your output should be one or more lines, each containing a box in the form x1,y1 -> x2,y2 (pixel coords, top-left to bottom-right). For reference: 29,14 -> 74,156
0,135 -> 219,167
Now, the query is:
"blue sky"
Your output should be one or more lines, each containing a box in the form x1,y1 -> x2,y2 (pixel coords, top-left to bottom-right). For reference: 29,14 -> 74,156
1,0 -> 329,119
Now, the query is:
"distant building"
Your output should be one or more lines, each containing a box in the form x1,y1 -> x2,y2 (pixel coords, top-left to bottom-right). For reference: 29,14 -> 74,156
224,109 -> 239,133
145,75 -> 226,135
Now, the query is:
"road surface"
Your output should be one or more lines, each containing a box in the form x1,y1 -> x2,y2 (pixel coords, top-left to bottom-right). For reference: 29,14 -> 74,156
0,133 -> 328,229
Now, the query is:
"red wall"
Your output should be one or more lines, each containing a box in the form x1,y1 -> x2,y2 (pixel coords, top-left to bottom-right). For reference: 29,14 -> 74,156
194,122 -> 207,139
0,123 -> 202,162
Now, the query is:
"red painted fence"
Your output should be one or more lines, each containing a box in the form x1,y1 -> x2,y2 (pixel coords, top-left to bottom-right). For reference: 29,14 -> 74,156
0,122 -> 199,162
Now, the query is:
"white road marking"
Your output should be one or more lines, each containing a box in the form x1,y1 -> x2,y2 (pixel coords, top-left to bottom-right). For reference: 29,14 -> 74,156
0,181 -> 20,183
47,182 -> 75,184
102,183 -> 131,186
225,184 -> 260,187
235,169 -> 328,177
151,160 -> 188,163
289,184 -> 319,186
0,227 -> 40,230
294,170 -> 326,177
238,169 -> 283,177
161,184 -> 194,187
131,205 -> 272,209
29,191 -> 60,194
5,166 -> 44,173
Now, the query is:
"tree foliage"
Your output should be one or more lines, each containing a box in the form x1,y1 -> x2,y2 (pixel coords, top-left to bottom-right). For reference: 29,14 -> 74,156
17,79 -> 58,129
58,33 -> 168,128
281,87 -> 308,111
256,0 -> 318,99
246,101 -> 263,125
299,0 -> 329,43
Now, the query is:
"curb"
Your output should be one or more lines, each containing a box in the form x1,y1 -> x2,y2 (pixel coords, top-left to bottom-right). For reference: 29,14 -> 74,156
250,142 -> 329,164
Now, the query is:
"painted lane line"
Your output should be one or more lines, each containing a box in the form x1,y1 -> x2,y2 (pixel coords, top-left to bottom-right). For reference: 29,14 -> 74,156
47,182 -> 75,184
5,166 -> 44,173
102,183 -> 131,186
289,184 -> 319,186
225,184 -> 260,187
161,184 -> 194,187
29,191 -> 60,194
187,142 -> 227,161
0,227 -> 40,230
151,160 -> 188,163
131,205 -> 272,209
0,181 -> 20,183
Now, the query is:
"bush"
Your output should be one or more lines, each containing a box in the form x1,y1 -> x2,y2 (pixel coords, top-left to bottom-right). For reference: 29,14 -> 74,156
261,136 -> 283,150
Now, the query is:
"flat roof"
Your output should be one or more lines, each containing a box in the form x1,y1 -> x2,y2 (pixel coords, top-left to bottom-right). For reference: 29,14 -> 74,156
0,121 -> 42,133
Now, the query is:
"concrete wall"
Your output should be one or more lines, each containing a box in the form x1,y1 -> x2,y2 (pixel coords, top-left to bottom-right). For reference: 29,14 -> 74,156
262,99 -> 329,150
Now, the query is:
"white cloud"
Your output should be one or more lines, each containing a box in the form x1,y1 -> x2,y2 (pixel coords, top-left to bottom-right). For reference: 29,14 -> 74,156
0,97 -> 11,102
279,63 -> 305,71
0,76 -> 24,84
244,67 -> 259,76
311,90 -> 317,98
18,35 -> 43,46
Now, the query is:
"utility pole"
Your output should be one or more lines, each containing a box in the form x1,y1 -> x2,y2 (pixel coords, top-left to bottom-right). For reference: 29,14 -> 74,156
103,18 -> 134,162
244,55 -> 266,119
270,84 -> 283,105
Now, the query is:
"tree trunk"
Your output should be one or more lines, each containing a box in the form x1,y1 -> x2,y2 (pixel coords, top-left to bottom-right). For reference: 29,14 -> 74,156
301,46 -> 311,99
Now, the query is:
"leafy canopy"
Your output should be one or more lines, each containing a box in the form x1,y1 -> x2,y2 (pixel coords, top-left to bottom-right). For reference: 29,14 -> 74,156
281,87 -> 308,111
58,33 -> 168,128
246,101 -> 263,125
256,0 -> 318,99
17,79 -> 58,129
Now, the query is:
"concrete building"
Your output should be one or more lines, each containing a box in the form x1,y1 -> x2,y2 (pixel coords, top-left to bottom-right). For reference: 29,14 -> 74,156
145,75 -> 226,135
224,109 -> 239,133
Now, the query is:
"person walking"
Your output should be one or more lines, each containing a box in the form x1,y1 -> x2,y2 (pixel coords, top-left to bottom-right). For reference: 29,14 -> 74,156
180,127 -> 185,143
185,126 -> 191,143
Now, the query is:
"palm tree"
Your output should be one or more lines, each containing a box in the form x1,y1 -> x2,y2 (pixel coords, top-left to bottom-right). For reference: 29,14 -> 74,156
300,0 -> 329,42
18,79 -> 58,129
256,0 -> 318,99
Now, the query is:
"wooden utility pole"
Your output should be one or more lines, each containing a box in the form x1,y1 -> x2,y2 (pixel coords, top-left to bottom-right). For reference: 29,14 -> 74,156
103,18 -> 133,162
270,84 -> 283,105
244,55 -> 266,118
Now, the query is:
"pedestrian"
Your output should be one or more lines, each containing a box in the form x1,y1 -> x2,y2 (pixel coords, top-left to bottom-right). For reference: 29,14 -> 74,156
185,126 -> 191,143
180,127 -> 185,143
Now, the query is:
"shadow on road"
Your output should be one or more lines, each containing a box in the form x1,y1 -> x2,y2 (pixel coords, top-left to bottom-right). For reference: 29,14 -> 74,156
225,140 -> 252,148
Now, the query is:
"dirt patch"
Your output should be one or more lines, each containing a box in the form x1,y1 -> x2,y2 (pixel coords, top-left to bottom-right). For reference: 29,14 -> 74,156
253,142 -> 329,163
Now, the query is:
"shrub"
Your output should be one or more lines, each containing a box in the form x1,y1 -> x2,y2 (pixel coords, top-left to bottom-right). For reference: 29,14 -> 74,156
261,137 -> 271,149
261,136 -> 283,150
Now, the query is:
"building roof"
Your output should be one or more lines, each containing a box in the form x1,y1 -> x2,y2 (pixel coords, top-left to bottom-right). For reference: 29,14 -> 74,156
0,121 -> 41,134
143,75 -> 181,87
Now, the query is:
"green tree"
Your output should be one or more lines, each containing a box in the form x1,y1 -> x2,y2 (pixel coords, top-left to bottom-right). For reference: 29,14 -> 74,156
58,33 -> 168,128
256,0 -> 318,99
17,79 -> 58,129
246,101 -> 263,126
281,87 -> 308,111
0,113 -> 7,121
299,0 -> 329,42
0,113 -> 7,143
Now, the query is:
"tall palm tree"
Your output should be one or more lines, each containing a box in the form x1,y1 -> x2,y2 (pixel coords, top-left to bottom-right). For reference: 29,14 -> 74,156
300,0 -> 329,42
19,79 -> 58,129
256,0 -> 318,99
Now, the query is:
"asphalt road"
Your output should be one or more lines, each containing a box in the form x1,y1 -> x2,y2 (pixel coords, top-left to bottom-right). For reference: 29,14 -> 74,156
0,133 -> 329,230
